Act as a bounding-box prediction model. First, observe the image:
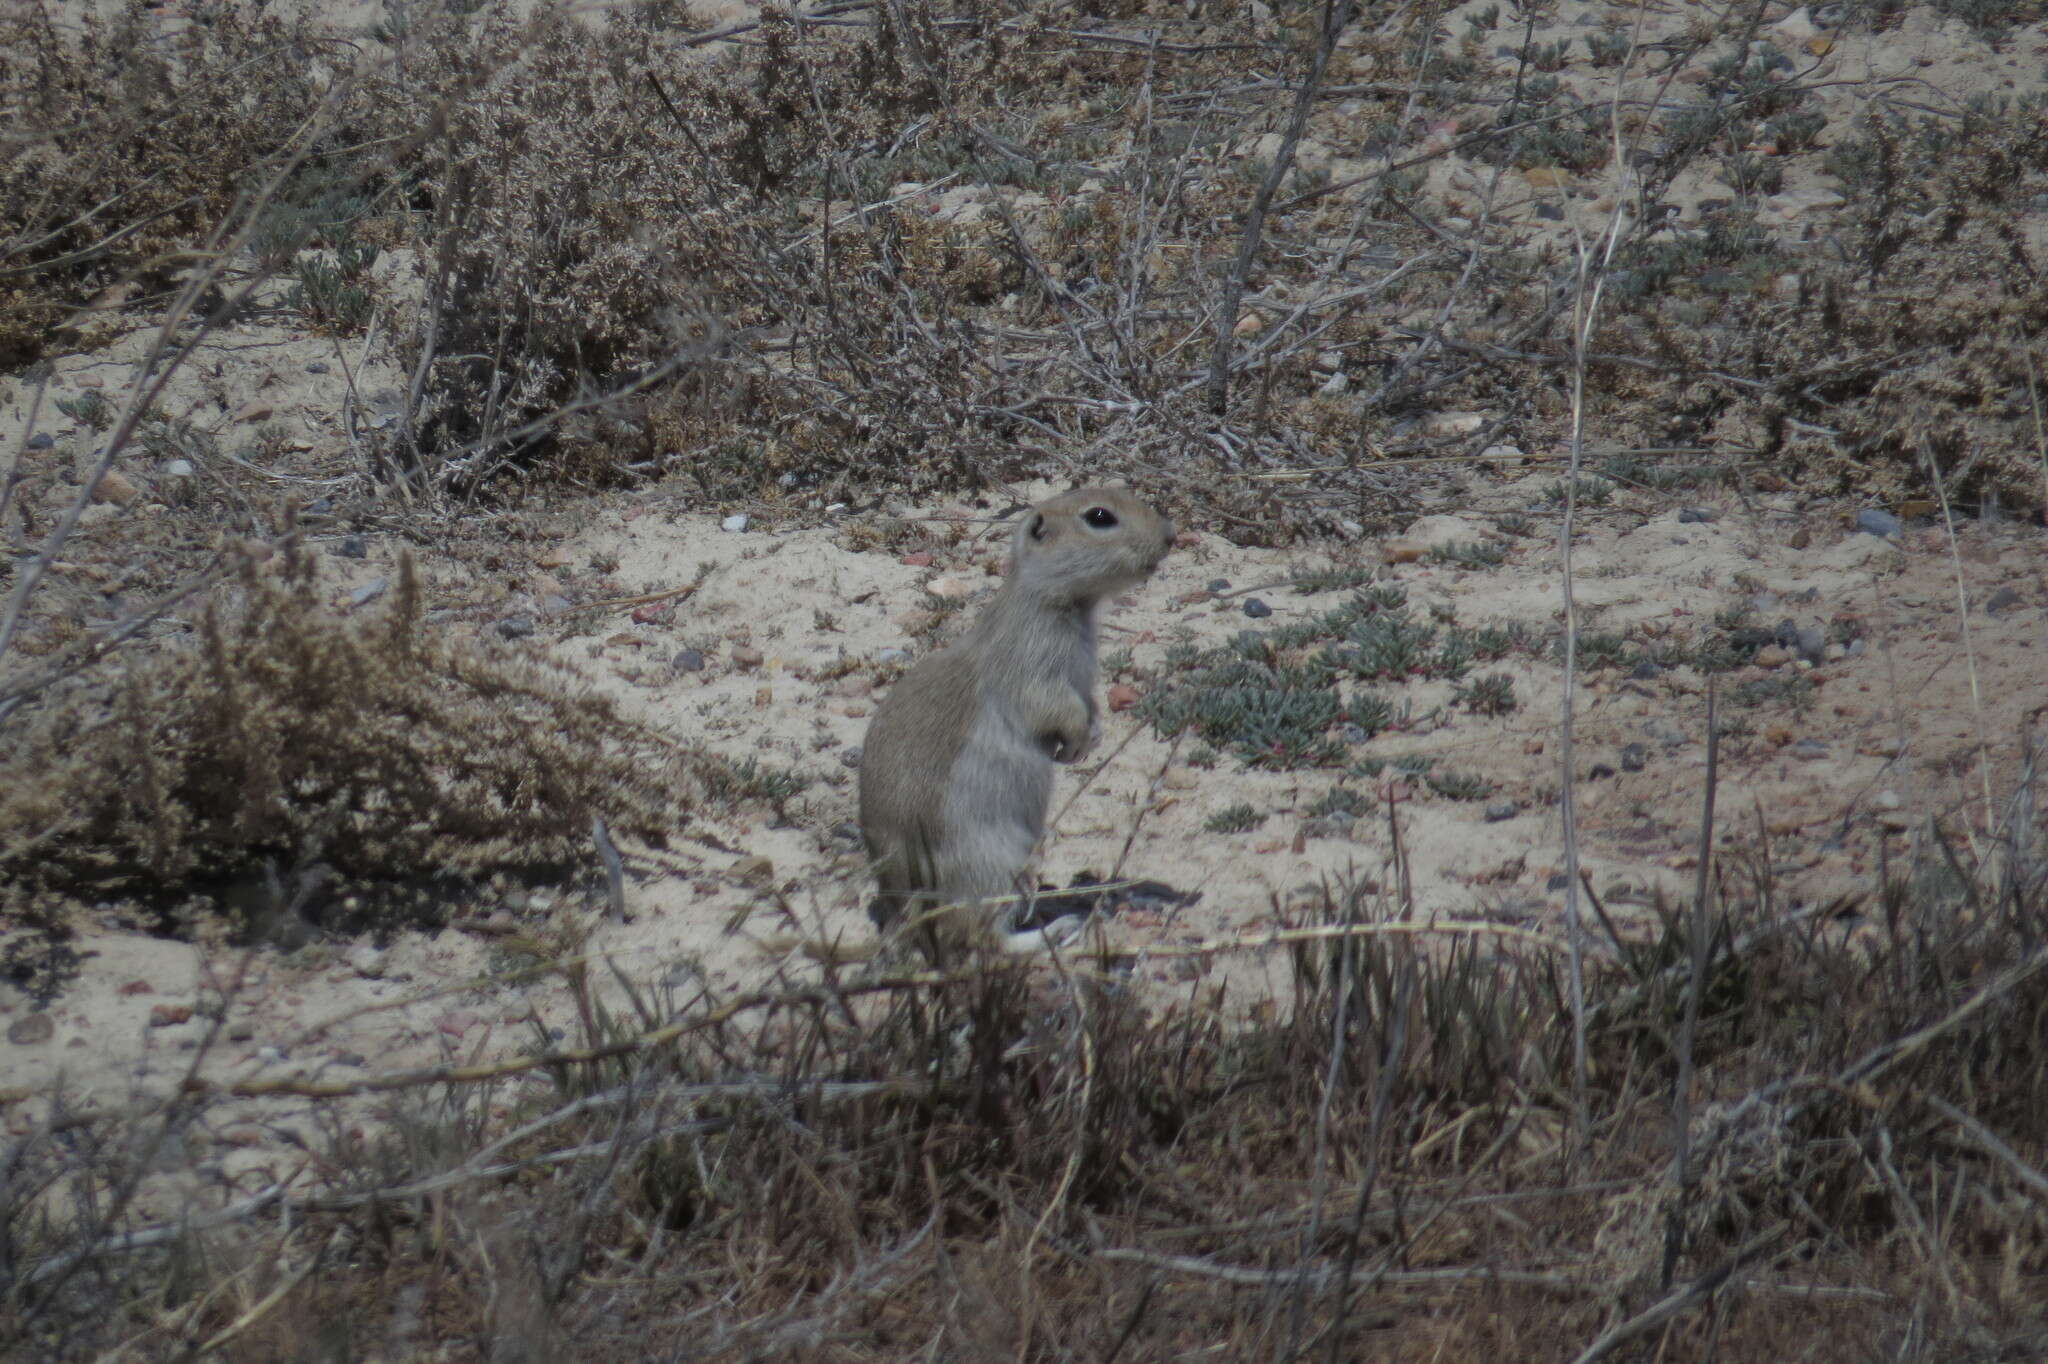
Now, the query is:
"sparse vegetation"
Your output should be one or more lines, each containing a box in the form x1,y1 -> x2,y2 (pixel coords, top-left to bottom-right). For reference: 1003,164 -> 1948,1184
1203,802 -> 1266,834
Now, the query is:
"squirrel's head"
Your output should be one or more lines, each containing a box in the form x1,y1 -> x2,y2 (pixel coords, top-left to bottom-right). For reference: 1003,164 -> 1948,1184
1009,487 -> 1174,607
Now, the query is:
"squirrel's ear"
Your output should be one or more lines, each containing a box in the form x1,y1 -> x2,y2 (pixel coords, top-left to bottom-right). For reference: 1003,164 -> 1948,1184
1027,513 -> 1047,540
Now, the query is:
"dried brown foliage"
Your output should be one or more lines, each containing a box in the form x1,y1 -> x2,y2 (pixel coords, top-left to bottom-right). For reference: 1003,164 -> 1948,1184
0,541 -> 688,918
0,3 -> 334,365
10,795 -> 2048,1360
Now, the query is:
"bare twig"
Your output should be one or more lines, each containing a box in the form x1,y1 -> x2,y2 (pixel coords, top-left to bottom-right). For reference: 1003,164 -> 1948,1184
1568,1227 -> 1786,1364
1203,0 -> 1358,414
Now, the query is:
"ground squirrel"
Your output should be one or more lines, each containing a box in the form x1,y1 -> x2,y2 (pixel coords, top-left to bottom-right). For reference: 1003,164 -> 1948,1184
858,487 -> 1175,959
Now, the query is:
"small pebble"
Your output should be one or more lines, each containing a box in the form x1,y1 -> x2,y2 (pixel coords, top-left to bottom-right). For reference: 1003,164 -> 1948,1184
672,648 -> 706,672
1301,815 -> 1356,841
350,577 -> 387,608
1645,719 -> 1686,748
1791,739 -> 1828,760
1824,643 -> 1846,662
161,458 -> 195,480
1854,508 -> 1901,538
1795,627 -> 1827,662
730,645 -> 764,670
1588,763 -> 1617,780
721,514 -> 750,533
539,594 -> 572,616
1484,801 -> 1519,823
1630,660 -> 1663,681
1728,625 -> 1773,652
345,944 -> 387,978
1985,586 -> 2021,615
1339,723 -> 1371,745
877,647 -> 912,664
1677,507 -> 1718,524
839,746 -> 864,770
1874,790 -> 1902,810
1207,578 -> 1231,593
1847,638 -> 1866,658
1619,742 -> 1647,772
1753,644 -> 1791,669
7,1014 -> 54,1046
306,361 -> 329,375
337,534 -> 368,559
306,498 -> 333,516
25,433 -> 53,451
1243,598 -> 1272,619
497,614 -> 536,639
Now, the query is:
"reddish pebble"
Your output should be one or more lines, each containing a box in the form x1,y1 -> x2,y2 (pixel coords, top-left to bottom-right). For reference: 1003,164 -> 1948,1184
118,980 -> 154,996
1106,683 -> 1140,712
900,552 -> 934,567
149,1004 -> 193,1028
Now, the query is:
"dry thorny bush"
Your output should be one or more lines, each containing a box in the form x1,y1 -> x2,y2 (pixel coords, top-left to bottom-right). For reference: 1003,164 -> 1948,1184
0,539 -> 690,978
9,0 -> 2044,530
6,767 -> 2048,1360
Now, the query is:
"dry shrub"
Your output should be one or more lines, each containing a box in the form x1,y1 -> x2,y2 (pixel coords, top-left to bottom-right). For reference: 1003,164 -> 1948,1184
0,542 -> 687,918
1698,104 -> 2048,515
363,0 -> 1068,499
0,3 -> 335,365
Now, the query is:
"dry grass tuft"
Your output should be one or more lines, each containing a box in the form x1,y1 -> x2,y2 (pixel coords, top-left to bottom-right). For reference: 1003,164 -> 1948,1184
9,772 -> 2048,1360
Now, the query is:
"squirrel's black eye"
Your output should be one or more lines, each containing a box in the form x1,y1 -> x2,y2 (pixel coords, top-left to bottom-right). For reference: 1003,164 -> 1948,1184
1083,506 -> 1119,529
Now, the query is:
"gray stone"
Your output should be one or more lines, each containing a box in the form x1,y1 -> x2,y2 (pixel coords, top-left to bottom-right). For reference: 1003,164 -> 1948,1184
1644,720 -> 1686,748
1620,742 -> 1648,772
350,577 -> 387,608
1855,508 -> 1901,538
672,648 -> 706,672
721,514 -> 750,533
1207,578 -> 1232,593
1986,586 -> 2021,615
877,647 -> 912,664
1791,739 -> 1828,760
839,746 -> 864,770
1301,815 -> 1356,841
497,614 -> 536,639
1795,627 -> 1828,662
25,432 -> 53,451
1677,507 -> 1718,524
8,1013 -> 54,1045
1243,598 -> 1272,619
1485,800 -> 1520,823
337,534 -> 369,559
